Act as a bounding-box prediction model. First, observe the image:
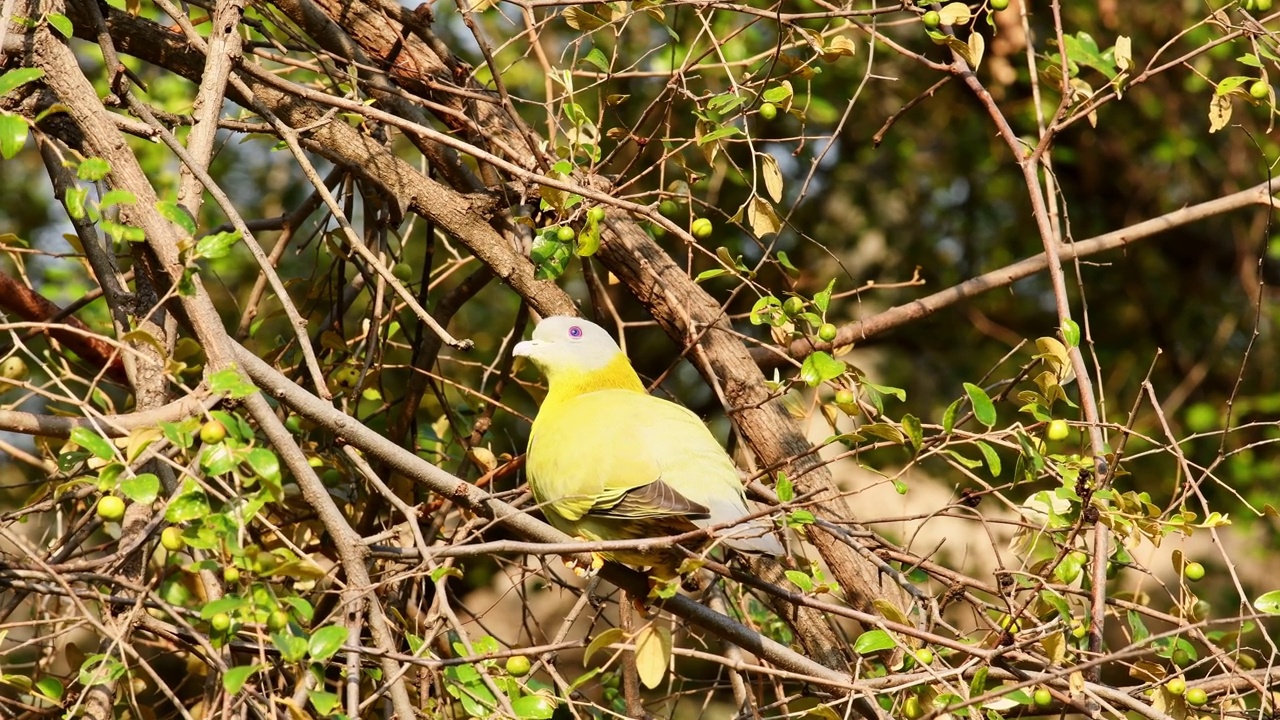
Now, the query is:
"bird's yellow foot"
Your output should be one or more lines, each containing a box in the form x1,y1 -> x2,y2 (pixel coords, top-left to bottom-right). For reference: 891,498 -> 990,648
563,537 -> 605,578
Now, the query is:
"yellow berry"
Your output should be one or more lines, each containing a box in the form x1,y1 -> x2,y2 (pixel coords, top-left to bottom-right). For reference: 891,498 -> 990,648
199,420 -> 227,444
1183,562 -> 1205,581
1033,688 -> 1052,707
1047,419 -> 1069,440
210,612 -> 231,632
96,495 -> 126,521
1166,677 -> 1186,696
505,655 -> 532,676
1186,688 -> 1208,706
759,102 -> 778,120
691,218 -> 713,239
922,10 -> 941,27
160,527 -> 185,551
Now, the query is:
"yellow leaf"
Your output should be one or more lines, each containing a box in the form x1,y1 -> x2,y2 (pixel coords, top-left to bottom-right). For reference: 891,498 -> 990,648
1208,94 -> 1232,133
1115,36 -> 1133,73
634,625 -> 670,689
747,197 -> 781,238
760,154 -> 784,203
937,2 -> 971,25
563,6 -> 605,31
822,35 -> 856,61
583,627 -> 625,665
124,427 -> 163,464
968,32 -> 984,70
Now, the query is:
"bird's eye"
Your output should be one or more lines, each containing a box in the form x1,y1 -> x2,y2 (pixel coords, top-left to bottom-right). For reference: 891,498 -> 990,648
568,325 -> 583,339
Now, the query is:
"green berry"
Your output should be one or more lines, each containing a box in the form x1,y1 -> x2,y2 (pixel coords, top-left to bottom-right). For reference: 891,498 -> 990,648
990,0 -> 1009,9
1047,419 -> 1069,440
505,655 -> 532,676
210,612 -> 231,632
1186,688 -> 1208,707
391,262 -> 413,282
199,420 -> 227,444
1250,80 -> 1269,99
160,527 -> 185,552
96,495 -> 126,521
1172,648 -> 1192,667
691,218 -> 713,239
1183,561 -> 1205,582
922,10 -> 941,27
1033,688 -> 1052,707
659,200 -> 680,217
1166,677 -> 1186,696
1071,621 -> 1088,639
331,366 -> 361,390
817,323 -> 838,343
587,206 -> 606,223
834,388 -> 855,406
782,297 -> 805,316
1255,0 -> 1274,11
285,415 -> 304,434
759,102 -> 778,120
267,610 -> 291,631
223,566 -> 241,584
914,648 -> 934,666
902,695 -> 923,720
556,225 -> 576,242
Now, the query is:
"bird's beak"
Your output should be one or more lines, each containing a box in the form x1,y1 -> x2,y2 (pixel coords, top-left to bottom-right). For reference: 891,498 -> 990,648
512,340 -> 538,358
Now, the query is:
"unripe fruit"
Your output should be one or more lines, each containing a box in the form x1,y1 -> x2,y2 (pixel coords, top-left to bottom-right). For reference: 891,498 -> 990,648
659,200 -> 680,217
782,297 -> 805,316
556,226 -> 576,242
391,262 -> 413,282
922,10 -> 941,27
691,218 -> 713,239
1186,688 -> 1208,707
199,420 -> 227,444
161,527 -> 185,551
223,566 -> 241,584
914,648 -> 934,666
1071,621 -> 1088,639
505,655 -> 532,676
759,102 -> 778,120
818,323 -> 838,343
267,610 -> 291,631
0,356 -> 28,381
1033,688 -> 1052,707
902,695 -> 923,720
990,0 -> 1009,10
1047,419 -> 1069,440
1249,80 -> 1269,99
1172,648 -> 1192,667
96,495 -> 126,521
1166,677 -> 1186,696
835,388 -> 855,406
1183,562 -> 1205,582
587,206 -> 606,223
210,612 -> 231,632
331,366 -> 360,390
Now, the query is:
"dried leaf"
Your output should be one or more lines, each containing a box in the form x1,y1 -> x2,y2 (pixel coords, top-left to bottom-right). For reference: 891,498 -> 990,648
634,625 -> 670,689
760,154 -> 783,203
822,35 -> 856,61
1208,93 -> 1232,133
747,197 -> 781,238
968,32 -> 984,70
937,2 -> 971,25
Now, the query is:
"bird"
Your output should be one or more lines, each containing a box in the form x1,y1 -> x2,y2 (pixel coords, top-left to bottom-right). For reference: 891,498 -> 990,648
513,316 -> 783,579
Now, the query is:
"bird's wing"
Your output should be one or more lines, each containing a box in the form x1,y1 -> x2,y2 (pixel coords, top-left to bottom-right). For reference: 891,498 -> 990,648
527,390 -> 707,523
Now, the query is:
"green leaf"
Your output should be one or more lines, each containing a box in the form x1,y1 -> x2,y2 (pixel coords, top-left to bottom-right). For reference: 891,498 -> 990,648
195,230 -> 241,260
1064,31 -> 1117,79
800,351 -> 846,387
786,570 -> 815,592
976,441 -> 1001,477
942,397 -> 962,434
200,442 -> 237,476
776,250 -> 800,276
200,596 -> 248,619
165,479 -> 210,523
223,665 -> 259,694
46,12 -> 72,37
34,676 -> 63,701
762,83 -> 793,104
78,654 -> 126,686
209,366 -> 257,398
120,473 -> 160,504
272,632 -> 309,663
157,200 -> 197,235
71,427 -> 114,461
1253,590 -> 1280,614
1061,318 -> 1080,347
580,47 -> 609,73
77,157 -> 110,181
1216,75 -> 1252,96
963,383 -> 997,427
775,472 -> 794,502
1126,609 -> 1150,643
0,68 -> 45,96
1238,53 -> 1263,68
902,414 -> 923,451
853,629 -> 896,654
813,279 -> 835,314
308,625 -> 349,662
511,694 -> 558,719
530,232 -> 571,280
244,448 -> 283,501
308,689 -> 340,716
696,124 -> 743,145
694,268 -> 729,282
0,113 -> 30,160
99,189 -> 136,209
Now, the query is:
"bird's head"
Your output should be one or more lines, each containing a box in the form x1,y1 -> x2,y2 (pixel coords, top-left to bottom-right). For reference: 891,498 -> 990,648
513,317 -> 642,392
